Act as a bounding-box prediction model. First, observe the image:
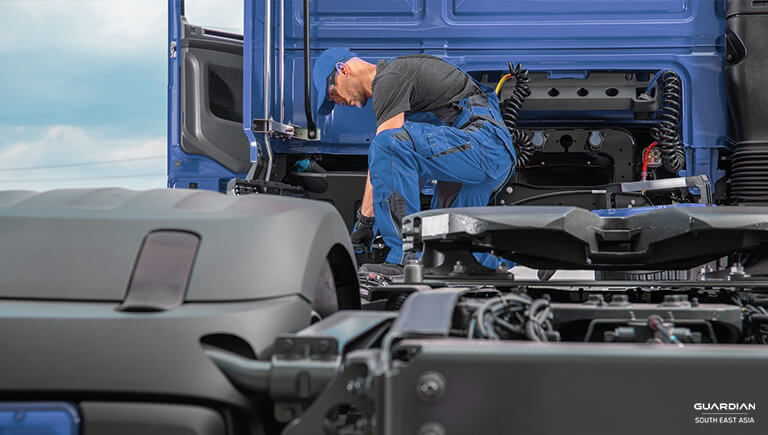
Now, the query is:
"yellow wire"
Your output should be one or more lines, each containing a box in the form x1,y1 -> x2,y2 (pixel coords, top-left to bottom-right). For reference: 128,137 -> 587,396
495,73 -> 512,96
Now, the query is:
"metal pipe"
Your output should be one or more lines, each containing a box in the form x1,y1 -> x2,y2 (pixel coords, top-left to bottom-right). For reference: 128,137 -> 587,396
279,0 -> 285,123
263,0 -> 273,180
304,0 -> 316,138
205,348 -> 271,394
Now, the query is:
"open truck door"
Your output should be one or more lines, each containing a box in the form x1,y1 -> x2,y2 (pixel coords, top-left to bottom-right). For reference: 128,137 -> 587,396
167,0 -> 250,192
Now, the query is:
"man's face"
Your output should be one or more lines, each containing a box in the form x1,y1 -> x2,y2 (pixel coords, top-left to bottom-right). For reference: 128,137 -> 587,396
328,63 -> 367,109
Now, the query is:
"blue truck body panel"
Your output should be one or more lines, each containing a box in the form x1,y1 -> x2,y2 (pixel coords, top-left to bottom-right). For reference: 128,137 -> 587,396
0,403 -> 79,435
169,0 -> 729,192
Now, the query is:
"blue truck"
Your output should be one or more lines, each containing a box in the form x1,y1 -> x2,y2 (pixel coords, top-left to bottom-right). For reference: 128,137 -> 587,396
167,0 -> 767,224
3,0 -> 768,434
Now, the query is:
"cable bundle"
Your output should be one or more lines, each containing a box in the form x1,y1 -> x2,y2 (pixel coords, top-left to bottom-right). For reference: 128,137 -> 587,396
650,71 -> 685,173
467,293 -> 560,342
733,295 -> 768,344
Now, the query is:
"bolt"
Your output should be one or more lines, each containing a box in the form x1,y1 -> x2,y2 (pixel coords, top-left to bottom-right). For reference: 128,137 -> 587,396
419,380 -> 439,395
452,261 -> 465,274
499,199 -> 506,205
346,378 -> 367,395
625,72 -> 634,81
505,186 -> 514,194
416,372 -> 446,402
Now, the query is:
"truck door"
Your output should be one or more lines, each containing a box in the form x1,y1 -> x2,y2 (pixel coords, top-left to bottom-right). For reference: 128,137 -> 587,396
168,0 -> 249,192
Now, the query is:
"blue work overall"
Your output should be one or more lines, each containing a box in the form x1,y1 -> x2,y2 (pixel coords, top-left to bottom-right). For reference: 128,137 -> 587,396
368,69 -> 516,265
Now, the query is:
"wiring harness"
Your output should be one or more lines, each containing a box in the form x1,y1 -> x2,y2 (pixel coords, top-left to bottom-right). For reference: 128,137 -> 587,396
650,71 -> 685,173
733,294 -> 768,344
463,292 -> 560,341
499,63 -> 536,167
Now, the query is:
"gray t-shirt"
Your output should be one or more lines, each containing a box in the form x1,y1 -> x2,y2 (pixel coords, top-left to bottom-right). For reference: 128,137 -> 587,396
371,55 -> 480,127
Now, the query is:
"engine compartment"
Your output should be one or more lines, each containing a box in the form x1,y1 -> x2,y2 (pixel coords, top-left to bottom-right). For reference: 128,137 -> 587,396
360,278 -> 768,346
450,286 -> 764,345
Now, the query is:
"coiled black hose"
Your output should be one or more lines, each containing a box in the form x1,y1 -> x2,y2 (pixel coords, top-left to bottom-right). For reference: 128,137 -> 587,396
650,71 -> 685,173
500,62 -> 535,167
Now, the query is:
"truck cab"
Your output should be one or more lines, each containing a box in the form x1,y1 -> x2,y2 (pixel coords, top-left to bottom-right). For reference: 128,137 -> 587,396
167,0 -> 767,249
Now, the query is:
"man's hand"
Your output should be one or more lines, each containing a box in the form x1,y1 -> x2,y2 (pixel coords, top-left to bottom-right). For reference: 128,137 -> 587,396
350,208 -> 375,252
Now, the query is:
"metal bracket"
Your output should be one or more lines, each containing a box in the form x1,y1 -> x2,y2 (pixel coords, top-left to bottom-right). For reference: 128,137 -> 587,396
270,335 -> 341,422
226,178 -> 306,197
281,351 -> 383,435
252,119 -> 321,141
205,312 -> 396,426
701,263 -> 751,281
618,175 -> 712,204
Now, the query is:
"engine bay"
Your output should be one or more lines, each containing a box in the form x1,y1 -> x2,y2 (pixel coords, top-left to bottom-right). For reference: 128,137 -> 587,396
366,283 -> 768,345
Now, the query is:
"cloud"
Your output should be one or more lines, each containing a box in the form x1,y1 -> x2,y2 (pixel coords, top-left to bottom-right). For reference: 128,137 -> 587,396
0,142 -> 32,162
0,0 -> 166,57
109,137 -> 166,160
0,0 -> 245,57
0,125 -> 166,191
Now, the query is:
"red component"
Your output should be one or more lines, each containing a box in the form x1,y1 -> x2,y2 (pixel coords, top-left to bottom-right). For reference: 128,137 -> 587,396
640,141 -> 659,181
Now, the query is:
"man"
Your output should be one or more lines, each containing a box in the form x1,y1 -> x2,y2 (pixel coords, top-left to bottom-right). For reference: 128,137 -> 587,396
312,48 -> 516,276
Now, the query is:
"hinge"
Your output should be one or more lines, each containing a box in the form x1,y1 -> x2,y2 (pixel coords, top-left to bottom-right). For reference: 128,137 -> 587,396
252,119 -> 321,141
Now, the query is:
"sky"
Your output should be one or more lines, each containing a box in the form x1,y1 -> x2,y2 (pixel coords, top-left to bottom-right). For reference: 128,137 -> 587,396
0,0 -> 242,191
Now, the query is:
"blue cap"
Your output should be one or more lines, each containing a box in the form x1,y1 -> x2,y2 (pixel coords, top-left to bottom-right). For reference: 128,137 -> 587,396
312,47 -> 357,116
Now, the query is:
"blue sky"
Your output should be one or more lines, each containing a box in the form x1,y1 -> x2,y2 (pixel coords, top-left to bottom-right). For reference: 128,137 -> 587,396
0,0 -> 241,191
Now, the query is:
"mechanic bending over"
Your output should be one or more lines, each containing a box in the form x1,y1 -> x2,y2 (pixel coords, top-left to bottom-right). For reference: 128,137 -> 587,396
312,48 -> 516,277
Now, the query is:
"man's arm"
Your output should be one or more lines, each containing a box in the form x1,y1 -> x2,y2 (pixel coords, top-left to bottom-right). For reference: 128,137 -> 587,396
361,113 -> 405,217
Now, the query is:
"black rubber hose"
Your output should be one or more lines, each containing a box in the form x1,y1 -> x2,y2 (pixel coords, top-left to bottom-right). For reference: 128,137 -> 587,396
500,62 -> 535,167
525,298 -> 550,341
651,71 -> 685,173
304,0 -> 317,138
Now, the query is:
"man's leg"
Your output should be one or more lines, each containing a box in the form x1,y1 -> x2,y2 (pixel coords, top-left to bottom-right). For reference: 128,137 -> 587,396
426,124 -> 515,270
368,129 -> 423,265
368,122 -> 509,265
